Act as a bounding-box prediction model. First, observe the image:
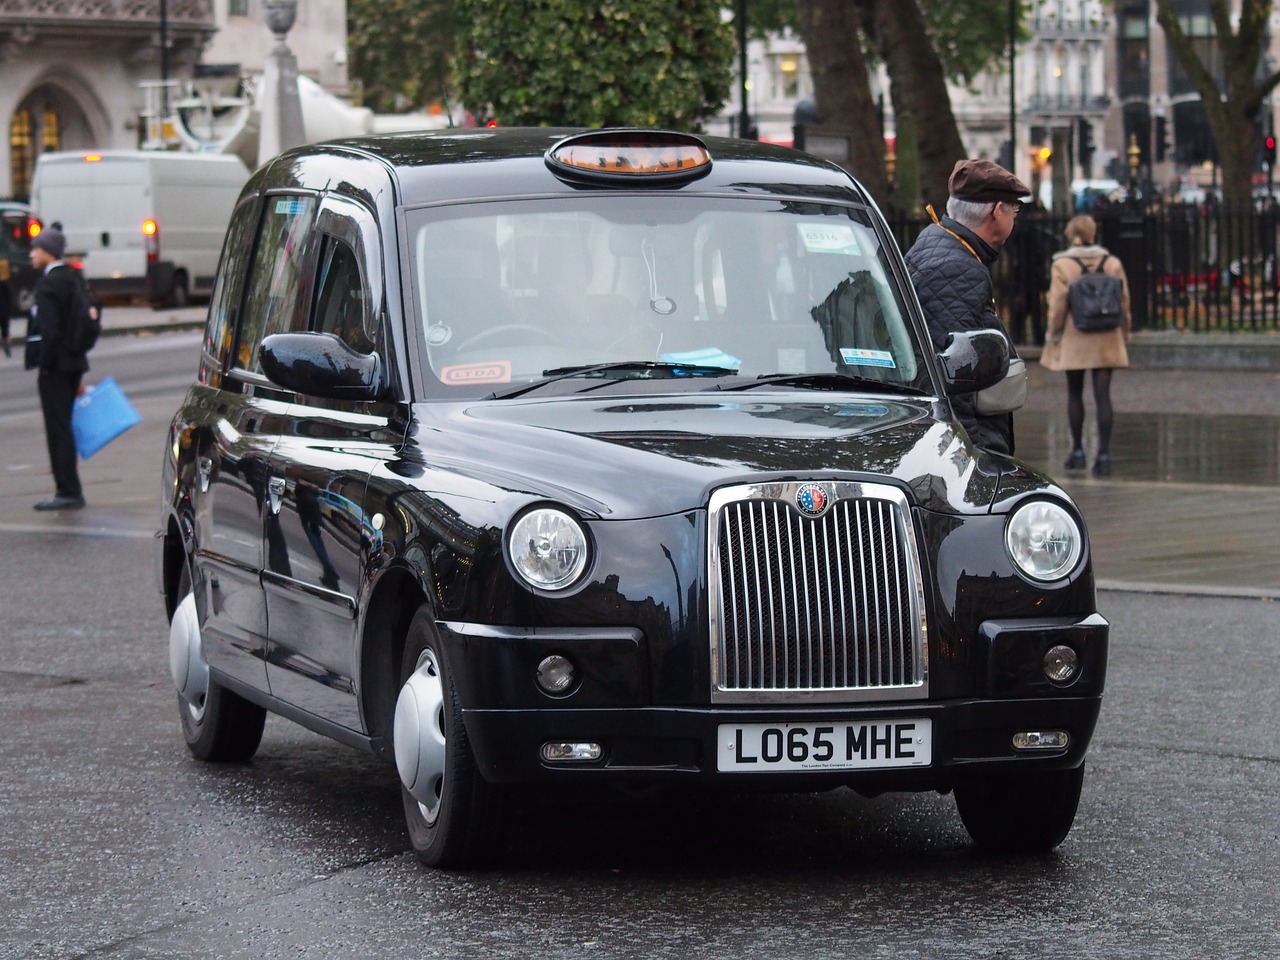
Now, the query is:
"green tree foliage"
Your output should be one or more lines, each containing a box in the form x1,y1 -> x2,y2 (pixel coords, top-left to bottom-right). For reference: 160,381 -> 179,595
453,0 -> 735,128
921,0 -> 1027,87
347,0 -> 456,113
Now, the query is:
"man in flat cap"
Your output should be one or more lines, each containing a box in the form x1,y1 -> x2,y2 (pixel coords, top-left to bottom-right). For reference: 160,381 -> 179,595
26,221 -> 89,510
904,159 -> 1029,455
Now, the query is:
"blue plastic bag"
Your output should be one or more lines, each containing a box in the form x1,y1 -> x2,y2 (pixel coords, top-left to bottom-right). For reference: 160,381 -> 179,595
72,377 -> 142,459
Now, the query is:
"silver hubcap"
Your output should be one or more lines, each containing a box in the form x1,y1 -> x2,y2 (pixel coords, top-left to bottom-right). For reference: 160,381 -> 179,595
168,591 -> 209,722
393,648 -> 447,823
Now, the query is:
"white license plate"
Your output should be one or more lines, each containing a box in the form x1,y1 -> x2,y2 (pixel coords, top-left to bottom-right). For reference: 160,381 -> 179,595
717,718 -> 932,772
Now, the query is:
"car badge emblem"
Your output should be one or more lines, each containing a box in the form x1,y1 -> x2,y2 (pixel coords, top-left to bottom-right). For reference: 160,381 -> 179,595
795,483 -> 830,517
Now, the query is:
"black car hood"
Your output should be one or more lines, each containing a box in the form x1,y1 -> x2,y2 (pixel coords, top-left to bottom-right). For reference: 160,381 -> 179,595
410,392 -> 1006,519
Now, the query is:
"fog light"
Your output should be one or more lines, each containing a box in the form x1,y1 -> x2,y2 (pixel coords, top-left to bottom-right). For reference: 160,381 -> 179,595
1013,730 -> 1070,751
1043,644 -> 1080,683
541,741 -> 603,763
536,654 -> 577,696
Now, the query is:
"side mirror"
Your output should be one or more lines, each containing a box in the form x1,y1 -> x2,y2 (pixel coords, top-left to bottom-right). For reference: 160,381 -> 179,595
936,328 -> 1010,396
260,332 -> 385,401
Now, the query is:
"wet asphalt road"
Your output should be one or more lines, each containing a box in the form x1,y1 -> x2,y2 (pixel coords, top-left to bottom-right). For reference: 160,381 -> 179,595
1,328 -> 1279,958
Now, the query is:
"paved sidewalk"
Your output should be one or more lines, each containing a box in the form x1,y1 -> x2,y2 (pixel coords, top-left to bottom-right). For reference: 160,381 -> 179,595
7,305 -> 1280,598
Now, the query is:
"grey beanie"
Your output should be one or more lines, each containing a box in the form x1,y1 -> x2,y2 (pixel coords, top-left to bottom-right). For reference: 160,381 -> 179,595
32,221 -> 66,258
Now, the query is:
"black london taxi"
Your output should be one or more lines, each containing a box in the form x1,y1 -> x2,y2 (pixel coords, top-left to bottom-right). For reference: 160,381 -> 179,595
158,128 -> 1108,868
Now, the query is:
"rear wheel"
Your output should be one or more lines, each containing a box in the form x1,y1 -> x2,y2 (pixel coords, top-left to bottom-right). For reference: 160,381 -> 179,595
954,764 -> 1084,854
170,561 -> 265,762
395,608 -> 505,868
170,272 -> 190,308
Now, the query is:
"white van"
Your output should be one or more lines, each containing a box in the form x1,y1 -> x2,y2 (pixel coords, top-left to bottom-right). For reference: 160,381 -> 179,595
30,150 -> 248,307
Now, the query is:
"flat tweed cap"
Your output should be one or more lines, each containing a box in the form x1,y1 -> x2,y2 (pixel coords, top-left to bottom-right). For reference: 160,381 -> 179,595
948,159 -> 1031,203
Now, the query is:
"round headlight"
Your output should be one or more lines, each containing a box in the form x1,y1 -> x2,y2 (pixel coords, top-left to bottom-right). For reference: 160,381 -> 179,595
1004,500 -> 1083,582
508,508 -> 589,590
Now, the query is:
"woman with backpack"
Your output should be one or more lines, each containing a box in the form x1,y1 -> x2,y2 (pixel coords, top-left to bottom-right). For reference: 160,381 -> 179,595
1041,214 -> 1132,477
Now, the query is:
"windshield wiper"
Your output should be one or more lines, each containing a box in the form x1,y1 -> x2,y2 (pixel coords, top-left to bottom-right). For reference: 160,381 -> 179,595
714,372 -> 924,394
485,361 -> 736,400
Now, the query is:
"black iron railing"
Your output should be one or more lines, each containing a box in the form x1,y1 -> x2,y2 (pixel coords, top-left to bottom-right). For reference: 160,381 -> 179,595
890,204 -> 1280,343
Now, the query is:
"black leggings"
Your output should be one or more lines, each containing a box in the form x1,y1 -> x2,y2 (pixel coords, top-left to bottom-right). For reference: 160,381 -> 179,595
1065,368 -> 1114,455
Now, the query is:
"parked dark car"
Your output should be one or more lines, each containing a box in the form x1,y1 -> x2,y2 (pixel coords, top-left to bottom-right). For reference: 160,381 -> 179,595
158,128 -> 1108,868
0,200 -> 40,318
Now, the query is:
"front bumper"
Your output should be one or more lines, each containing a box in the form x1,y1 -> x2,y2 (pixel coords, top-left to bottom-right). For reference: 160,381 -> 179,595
461,695 -> 1102,789
442,614 -> 1108,789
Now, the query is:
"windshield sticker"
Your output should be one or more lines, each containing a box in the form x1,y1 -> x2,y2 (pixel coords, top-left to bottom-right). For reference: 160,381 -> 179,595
797,224 -> 861,256
274,199 -> 310,216
660,347 -> 742,370
439,360 -> 512,385
840,348 -> 896,369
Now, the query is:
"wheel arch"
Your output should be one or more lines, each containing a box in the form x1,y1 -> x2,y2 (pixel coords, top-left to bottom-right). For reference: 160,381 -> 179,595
161,511 -> 192,622
360,563 -> 429,762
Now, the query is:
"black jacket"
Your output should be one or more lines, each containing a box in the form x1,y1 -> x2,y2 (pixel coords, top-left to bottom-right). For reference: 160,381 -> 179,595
31,264 -> 90,375
905,218 -> 1014,455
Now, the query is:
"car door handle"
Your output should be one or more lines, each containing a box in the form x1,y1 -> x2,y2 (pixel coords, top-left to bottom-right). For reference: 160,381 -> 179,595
267,476 -> 286,515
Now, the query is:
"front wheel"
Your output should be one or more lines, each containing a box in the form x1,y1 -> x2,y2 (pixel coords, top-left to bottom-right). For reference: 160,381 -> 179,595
171,562 -> 265,762
954,764 -> 1085,855
394,608 -> 505,868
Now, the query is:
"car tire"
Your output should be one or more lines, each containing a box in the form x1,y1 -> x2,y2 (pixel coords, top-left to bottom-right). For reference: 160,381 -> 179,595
170,272 -> 190,309
172,562 -> 266,762
395,608 -> 505,868
954,764 -> 1084,855
152,273 -> 189,310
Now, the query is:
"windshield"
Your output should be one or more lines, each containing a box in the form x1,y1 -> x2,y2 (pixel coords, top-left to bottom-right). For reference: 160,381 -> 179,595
407,196 -> 929,399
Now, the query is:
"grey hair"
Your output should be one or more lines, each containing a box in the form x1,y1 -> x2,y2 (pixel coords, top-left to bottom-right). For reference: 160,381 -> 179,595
946,197 -> 997,230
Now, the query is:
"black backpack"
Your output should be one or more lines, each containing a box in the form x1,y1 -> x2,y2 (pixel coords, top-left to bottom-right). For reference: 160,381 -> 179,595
1067,256 -> 1124,332
64,270 -> 102,355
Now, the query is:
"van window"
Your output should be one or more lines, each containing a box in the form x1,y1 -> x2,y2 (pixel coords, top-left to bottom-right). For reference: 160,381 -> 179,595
236,195 -> 317,373
201,198 -> 261,387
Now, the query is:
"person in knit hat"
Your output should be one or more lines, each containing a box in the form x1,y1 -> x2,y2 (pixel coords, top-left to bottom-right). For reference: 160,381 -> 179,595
27,221 -> 89,510
30,220 -> 67,259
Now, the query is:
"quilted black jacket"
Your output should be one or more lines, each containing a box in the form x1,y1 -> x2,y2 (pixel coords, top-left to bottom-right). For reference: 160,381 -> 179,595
905,218 -> 1014,455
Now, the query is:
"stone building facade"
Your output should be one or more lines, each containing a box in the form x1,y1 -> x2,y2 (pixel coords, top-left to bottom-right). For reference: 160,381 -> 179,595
1,0 -> 347,199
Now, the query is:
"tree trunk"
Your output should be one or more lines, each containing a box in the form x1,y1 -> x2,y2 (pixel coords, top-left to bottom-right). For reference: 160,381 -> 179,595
864,0 -> 967,211
795,0 -> 891,208
1155,0 -> 1280,212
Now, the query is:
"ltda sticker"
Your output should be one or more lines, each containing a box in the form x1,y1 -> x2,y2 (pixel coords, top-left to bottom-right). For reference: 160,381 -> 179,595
440,361 -> 512,385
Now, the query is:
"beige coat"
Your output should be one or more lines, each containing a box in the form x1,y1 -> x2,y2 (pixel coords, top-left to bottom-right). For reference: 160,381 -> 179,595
1040,243 -> 1131,371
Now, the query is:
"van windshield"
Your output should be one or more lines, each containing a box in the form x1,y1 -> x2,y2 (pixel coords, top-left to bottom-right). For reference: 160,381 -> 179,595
406,197 -> 929,398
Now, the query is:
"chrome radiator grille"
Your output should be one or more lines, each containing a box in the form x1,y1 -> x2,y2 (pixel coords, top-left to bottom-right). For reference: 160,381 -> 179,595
708,481 -> 927,704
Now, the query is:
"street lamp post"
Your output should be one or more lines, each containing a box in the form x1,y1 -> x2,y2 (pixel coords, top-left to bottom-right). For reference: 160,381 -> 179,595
1008,0 -> 1017,173
257,0 -> 305,165
736,0 -> 754,139
1127,133 -> 1141,205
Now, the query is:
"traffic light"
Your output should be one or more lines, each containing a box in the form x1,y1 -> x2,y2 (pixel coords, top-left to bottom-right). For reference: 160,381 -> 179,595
1155,116 -> 1170,162
1077,118 -> 1094,169
1266,133 -> 1277,166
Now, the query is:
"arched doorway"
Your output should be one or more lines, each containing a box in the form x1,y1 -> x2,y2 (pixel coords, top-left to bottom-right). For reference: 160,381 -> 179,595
9,83 -> 99,201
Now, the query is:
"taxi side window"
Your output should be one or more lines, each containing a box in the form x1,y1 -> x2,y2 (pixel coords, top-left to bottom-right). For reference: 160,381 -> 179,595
201,198 -> 261,387
312,236 -> 373,354
235,195 -> 318,374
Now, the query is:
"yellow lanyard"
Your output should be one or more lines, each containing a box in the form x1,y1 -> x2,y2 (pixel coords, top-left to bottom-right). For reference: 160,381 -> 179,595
926,204 -> 983,264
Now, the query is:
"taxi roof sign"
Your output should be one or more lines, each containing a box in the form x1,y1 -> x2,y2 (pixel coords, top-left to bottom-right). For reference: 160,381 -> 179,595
546,130 -> 711,185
